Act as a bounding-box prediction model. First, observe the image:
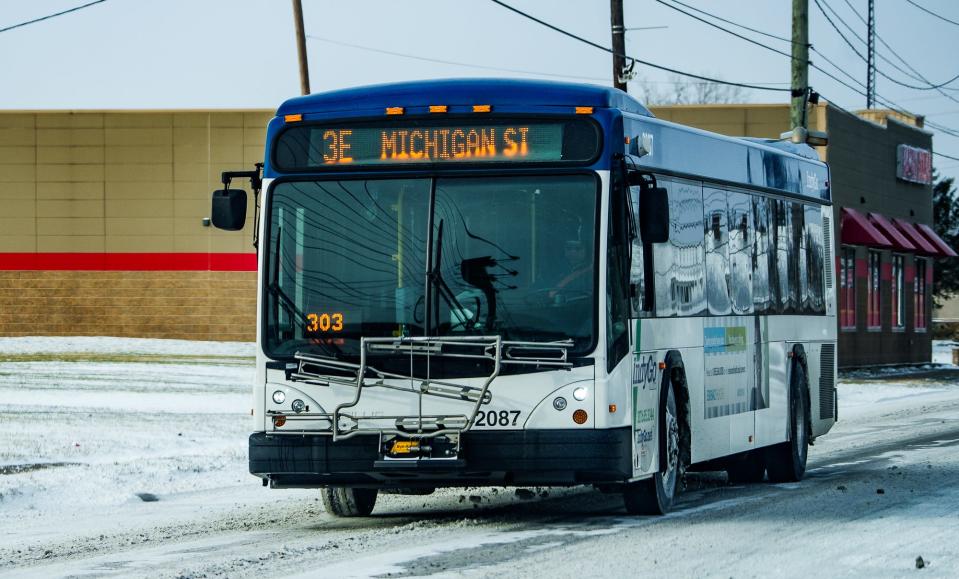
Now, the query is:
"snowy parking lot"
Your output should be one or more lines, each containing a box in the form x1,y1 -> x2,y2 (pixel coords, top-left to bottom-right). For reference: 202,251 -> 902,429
2,338 -> 959,578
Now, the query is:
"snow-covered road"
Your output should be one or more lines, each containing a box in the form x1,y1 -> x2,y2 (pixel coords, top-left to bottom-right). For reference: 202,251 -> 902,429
1,338 -> 958,578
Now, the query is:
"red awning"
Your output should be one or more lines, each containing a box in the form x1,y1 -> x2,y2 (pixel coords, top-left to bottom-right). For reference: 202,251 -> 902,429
841,207 -> 891,247
915,223 -> 959,257
892,218 -> 938,254
868,212 -> 916,252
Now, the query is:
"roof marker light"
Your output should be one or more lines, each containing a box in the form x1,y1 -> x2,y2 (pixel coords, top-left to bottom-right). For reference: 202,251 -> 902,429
284,114 -> 302,123
386,107 -> 404,115
575,106 -> 594,114
429,105 -> 448,113
473,104 -> 492,113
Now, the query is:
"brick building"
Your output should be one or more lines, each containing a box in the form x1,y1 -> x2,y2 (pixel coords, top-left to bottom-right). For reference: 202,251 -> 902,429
0,111 -> 269,341
0,104 -> 952,366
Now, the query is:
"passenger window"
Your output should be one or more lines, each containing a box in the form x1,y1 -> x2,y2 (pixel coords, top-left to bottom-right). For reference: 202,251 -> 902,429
704,188 -> 731,316
770,199 -> 793,313
793,202 -> 807,313
727,191 -> 753,314
804,205 -> 826,314
752,196 -> 772,313
653,179 -> 706,317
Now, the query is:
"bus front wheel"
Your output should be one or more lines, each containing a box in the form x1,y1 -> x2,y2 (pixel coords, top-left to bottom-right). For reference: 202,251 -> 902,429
765,362 -> 809,483
623,383 -> 682,515
321,487 -> 378,517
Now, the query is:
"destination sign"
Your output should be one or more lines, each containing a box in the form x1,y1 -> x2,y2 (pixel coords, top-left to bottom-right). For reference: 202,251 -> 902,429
274,119 -> 599,169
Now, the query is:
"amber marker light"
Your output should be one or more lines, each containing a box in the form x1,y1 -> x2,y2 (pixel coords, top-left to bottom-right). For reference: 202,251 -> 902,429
273,415 -> 287,427
473,104 -> 492,113
429,105 -> 448,113
609,404 -> 617,413
658,361 -> 667,369
284,114 -> 302,123
575,106 -> 594,114
386,106 -> 405,115
572,409 -> 588,424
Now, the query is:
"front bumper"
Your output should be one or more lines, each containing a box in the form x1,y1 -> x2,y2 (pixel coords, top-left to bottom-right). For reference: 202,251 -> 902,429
250,427 -> 632,488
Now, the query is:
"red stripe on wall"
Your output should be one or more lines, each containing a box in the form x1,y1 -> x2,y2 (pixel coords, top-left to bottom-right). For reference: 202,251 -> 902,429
0,253 -> 257,271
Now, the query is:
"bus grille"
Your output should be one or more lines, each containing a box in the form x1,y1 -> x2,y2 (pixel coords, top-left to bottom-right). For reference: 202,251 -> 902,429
819,343 -> 836,420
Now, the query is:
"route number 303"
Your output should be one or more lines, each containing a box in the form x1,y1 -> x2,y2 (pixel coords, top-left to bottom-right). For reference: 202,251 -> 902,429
474,410 -> 521,427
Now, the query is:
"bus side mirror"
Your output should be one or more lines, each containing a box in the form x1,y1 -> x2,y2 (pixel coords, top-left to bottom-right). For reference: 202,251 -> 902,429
211,189 -> 247,231
640,187 -> 669,244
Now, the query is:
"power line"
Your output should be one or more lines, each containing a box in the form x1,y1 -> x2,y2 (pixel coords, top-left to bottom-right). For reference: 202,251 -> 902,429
905,0 -> 959,27
0,0 -> 107,34
836,0 -> 959,107
813,0 -> 959,91
490,0 -> 959,139
659,0 -> 794,44
306,35 -> 609,83
487,0 -> 791,93
310,35 -> 788,87
935,151 -> 959,162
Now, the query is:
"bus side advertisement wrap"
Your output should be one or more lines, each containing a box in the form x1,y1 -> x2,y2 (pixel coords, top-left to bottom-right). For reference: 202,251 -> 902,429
273,118 -> 600,170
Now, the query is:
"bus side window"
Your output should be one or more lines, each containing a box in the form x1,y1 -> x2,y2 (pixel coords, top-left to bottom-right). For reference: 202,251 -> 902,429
629,184 -> 649,317
653,179 -> 705,317
607,166 -> 631,371
752,195 -> 772,313
728,191 -> 754,315
804,204 -> 826,314
704,187 -> 731,316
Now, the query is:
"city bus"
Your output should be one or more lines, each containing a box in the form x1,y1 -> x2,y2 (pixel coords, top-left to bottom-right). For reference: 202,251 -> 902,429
211,79 -> 837,516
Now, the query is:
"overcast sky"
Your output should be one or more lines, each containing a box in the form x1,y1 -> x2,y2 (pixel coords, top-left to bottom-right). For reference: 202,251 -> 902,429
2,0 -> 958,179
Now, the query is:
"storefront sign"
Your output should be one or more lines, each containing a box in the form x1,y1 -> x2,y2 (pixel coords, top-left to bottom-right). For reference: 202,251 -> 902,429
897,144 -> 932,185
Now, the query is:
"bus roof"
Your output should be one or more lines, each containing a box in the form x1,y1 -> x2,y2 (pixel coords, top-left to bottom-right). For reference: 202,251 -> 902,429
275,78 -> 654,118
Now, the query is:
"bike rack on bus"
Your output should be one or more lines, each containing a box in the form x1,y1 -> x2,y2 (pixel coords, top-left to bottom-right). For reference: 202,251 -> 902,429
276,335 -> 573,458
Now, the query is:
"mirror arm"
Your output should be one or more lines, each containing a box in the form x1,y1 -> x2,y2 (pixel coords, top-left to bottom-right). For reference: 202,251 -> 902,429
221,163 -> 264,251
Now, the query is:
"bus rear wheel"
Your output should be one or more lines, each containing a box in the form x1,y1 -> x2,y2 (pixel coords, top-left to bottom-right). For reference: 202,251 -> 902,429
321,487 -> 378,517
765,363 -> 809,483
623,383 -> 681,515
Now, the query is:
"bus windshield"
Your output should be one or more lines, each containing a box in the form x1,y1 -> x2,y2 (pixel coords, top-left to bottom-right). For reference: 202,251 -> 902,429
264,174 -> 598,360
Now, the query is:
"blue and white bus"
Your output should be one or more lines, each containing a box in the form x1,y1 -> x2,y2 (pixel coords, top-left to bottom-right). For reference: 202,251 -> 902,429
212,79 -> 837,516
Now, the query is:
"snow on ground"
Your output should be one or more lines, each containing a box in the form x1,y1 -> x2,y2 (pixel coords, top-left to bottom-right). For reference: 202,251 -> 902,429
1,338 -> 959,578
933,340 -> 959,365
0,337 -> 257,545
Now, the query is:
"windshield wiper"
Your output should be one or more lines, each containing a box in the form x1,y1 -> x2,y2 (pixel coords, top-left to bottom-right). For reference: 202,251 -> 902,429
269,226 -> 341,358
428,219 -> 475,332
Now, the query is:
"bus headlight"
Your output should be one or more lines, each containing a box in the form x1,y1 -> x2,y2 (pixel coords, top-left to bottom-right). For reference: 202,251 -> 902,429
272,390 -> 286,404
572,387 -> 588,401
553,397 -> 567,411
291,399 -> 306,413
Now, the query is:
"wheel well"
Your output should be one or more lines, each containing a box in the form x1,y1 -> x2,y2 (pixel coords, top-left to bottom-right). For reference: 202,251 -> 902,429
790,344 -> 813,442
662,350 -> 691,468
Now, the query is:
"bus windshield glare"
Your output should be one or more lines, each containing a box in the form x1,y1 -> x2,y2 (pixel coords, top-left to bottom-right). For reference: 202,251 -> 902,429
264,175 -> 598,359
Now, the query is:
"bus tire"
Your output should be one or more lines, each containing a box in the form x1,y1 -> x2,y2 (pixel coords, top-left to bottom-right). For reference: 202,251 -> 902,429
725,451 -> 766,484
623,382 -> 682,515
321,487 -> 378,517
765,362 -> 809,483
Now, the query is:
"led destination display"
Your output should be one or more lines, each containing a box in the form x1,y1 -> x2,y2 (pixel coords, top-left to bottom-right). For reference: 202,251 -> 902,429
274,119 -> 599,169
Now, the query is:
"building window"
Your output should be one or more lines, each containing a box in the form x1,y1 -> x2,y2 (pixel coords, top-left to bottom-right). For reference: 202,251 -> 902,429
840,247 -> 857,329
892,254 -> 904,329
867,250 -> 881,329
915,258 -> 927,331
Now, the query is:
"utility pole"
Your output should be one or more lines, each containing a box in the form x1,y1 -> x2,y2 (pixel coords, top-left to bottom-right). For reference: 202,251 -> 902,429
790,0 -> 809,130
292,0 -> 311,95
611,0 -> 627,92
866,0 -> 876,108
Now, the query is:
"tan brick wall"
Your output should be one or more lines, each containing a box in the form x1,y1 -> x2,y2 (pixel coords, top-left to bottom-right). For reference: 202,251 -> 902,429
0,271 -> 256,341
0,110 -> 273,254
0,110 -> 271,341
